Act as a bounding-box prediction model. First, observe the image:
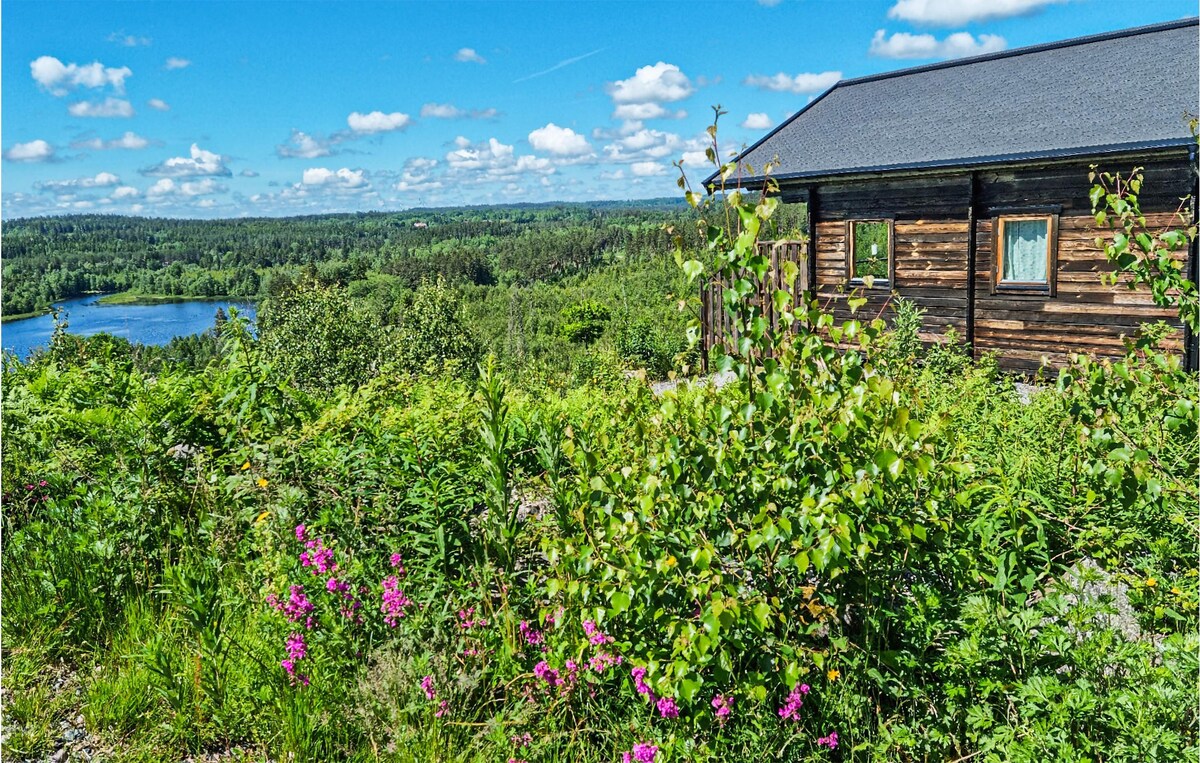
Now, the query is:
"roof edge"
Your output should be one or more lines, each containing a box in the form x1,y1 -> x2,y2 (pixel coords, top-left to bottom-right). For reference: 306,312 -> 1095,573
706,17 -> 1200,191
724,139 -> 1195,188
701,81 -> 843,189
841,17 -> 1198,89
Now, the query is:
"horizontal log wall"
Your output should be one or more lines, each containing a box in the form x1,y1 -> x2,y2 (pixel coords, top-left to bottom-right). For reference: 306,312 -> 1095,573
802,152 -> 1194,372
813,175 -> 971,345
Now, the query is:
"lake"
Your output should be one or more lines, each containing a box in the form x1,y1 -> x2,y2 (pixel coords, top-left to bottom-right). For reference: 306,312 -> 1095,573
2,296 -> 257,360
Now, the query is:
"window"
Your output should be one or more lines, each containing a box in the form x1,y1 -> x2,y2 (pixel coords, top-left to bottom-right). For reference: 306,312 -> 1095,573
848,219 -> 892,286
995,214 -> 1056,294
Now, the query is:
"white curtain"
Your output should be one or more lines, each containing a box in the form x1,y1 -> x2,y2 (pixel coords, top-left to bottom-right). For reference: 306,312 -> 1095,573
1002,219 -> 1048,282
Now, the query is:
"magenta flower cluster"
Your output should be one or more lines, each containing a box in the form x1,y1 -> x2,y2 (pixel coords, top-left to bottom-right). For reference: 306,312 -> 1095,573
631,666 -> 654,699
20,480 -> 50,503
711,694 -> 733,725
457,607 -> 489,630
266,584 -> 316,629
419,675 -> 448,717
816,731 -> 839,749
518,620 -> 544,647
582,619 -> 612,646
299,536 -> 337,575
777,683 -> 810,722
620,742 -> 658,763
655,696 -> 679,719
381,575 -> 412,627
280,632 -> 309,686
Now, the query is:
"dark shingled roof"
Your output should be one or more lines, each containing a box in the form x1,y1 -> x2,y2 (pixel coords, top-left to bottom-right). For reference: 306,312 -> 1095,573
718,18 -> 1199,187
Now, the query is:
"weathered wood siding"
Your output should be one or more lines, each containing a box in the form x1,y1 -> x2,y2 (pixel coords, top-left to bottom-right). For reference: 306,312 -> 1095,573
971,158 -> 1191,371
801,152 -> 1194,372
812,175 -> 971,345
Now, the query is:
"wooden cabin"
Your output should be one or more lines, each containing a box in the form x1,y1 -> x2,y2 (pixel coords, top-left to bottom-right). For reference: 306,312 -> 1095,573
707,19 -> 1199,372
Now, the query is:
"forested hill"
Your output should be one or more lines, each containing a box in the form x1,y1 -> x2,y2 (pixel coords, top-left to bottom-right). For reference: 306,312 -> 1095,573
1,198 -> 735,317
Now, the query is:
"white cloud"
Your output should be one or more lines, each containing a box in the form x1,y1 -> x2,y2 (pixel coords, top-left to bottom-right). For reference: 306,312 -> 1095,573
528,123 -> 592,156
347,110 -> 412,134
240,169 -> 260,178
420,102 -> 500,120
422,103 -> 464,119
611,102 -> 686,121
108,32 -> 152,47
888,0 -> 1065,25
599,169 -> 626,181
455,47 -> 486,64
302,167 -> 368,188
743,71 -> 841,94
393,157 -> 443,193
111,185 -> 140,199
742,112 -> 774,130
36,172 -> 121,192
602,128 -> 705,164
445,137 -> 555,182
4,139 -> 55,163
277,130 -> 332,158
31,56 -> 132,95
68,98 -> 134,118
870,29 -> 1006,59
72,131 -> 151,150
147,177 -> 223,198
147,98 -> 170,111
608,62 -> 694,104
165,57 -> 191,70
630,161 -> 668,177
142,143 -> 230,177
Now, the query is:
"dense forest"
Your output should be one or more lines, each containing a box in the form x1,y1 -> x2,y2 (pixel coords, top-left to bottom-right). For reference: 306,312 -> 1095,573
2,162 -> 1196,763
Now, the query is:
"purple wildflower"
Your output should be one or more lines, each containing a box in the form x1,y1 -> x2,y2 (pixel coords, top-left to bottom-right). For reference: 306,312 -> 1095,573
656,696 -> 679,719
816,731 -> 838,749
381,575 -> 412,627
778,683 -> 810,722
712,694 -> 733,724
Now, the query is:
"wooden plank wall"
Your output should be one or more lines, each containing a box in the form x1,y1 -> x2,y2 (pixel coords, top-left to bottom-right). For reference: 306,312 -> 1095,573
813,175 -> 971,344
700,239 -> 809,359
803,153 -> 1194,372
971,159 -> 1190,371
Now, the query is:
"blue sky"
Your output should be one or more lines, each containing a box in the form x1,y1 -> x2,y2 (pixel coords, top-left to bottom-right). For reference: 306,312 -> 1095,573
2,0 -> 1194,219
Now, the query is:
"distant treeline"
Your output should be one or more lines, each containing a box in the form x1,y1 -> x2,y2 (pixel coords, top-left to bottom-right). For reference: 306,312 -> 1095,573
1,201 -> 807,317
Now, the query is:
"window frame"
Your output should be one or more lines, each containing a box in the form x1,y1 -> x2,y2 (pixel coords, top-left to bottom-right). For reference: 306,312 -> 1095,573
846,218 -> 894,288
992,213 -> 1058,297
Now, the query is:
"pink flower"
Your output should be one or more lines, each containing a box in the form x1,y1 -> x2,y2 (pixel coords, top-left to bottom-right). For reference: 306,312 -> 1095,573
631,666 -> 655,699
519,620 -> 544,646
816,731 -> 838,749
533,660 -> 560,687
299,537 -> 336,574
510,732 -> 533,748
588,651 -> 622,673
583,619 -> 612,646
268,584 -> 315,629
712,694 -> 733,724
622,742 -> 658,763
435,699 -> 449,718
390,553 -> 406,576
778,684 -> 810,722
420,675 -> 436,700
381,575 -> 412,627
656,696 -> 679,719
295,524 -> 307,541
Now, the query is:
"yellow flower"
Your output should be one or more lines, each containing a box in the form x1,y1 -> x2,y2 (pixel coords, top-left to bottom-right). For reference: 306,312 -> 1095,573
1171,587 -> 1182,595
257,478 -> 269,488
255,510 -> 270,525
1145,577 -> 1157,588
827,669 -> 840,682
241,461 -> 251,471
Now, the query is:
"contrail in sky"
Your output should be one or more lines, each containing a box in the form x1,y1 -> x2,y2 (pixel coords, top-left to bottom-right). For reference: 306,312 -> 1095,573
514,48 -> 606,83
